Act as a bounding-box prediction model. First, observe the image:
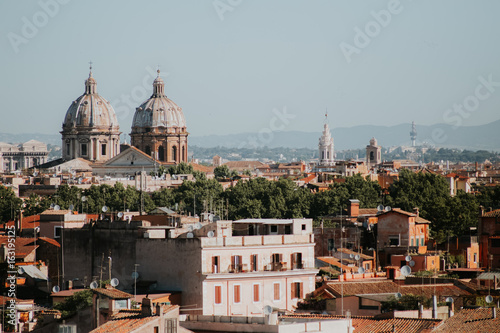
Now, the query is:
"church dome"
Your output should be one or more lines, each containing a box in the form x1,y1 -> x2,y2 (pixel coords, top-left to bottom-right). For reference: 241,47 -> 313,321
131,70 -> 186,130
62,69 -> 119,131
370,137 -> 378,146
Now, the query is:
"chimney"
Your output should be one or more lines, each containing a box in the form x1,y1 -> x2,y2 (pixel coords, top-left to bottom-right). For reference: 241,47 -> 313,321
413,207 -> 419,217
432,295 -> 438,319
418,304 -> 423,318
348,199 -> 360,218
479,205 -> 485,217
142,297 -> 152,316
493,307 -> 497,319
156,304 -> 162,317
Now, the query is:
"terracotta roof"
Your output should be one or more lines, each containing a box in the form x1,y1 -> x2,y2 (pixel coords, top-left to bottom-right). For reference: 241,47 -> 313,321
379,208 -> 431,223
399,284 -> 471,298
316,280 -> 400,298
40,209 -> 72,215
37,237 -> 61,247
224,161 -> 265,169
0,236 -> 37,259
50,289 -> 81,297
316,257 -> 353,272
433,307 -> 500,332
483,209 -> 500,218
337,248 -> 374,260
282,314 -> 440,333
358,208 -> 379,215
90,315 -> 158,333
93,287 -> 132,299
190,162 -> 214,173
300,174 -> 316,184
4,215 -> 40,229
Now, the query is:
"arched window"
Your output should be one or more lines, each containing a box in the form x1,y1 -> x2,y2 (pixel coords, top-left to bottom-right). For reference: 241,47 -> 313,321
181,146 -> 185,162
322,151 -> 325,159
145,146 -> 151,157
172,146 -> 177,163
158,146 -> 165,161
370,151 -> 374,161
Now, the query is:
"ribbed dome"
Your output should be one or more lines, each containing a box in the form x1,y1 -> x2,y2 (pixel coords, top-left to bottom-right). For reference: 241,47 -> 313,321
131,70 -> 186,129
62,71 -> 119,130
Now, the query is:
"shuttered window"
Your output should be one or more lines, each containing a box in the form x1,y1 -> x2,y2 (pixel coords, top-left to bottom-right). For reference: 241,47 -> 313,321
253,284 -> 260,302
215,286 -> 221,304
273,283 -> 280,301
234,285 -> 241,303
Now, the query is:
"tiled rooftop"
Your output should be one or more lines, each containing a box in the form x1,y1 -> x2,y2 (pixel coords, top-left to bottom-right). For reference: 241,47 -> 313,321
433,307 -> 500,332
282,314 -> 441,333
93,286 -> 132,299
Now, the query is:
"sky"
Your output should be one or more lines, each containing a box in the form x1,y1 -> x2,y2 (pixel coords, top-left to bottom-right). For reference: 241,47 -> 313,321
1,0 -> 500,139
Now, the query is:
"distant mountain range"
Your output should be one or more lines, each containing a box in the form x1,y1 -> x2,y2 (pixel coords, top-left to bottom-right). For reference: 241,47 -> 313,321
189,120 -> 500,151
1,120 -> 498,151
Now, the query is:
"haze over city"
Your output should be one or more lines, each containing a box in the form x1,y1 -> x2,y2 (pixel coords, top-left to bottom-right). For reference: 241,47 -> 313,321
1,0 -> 500,139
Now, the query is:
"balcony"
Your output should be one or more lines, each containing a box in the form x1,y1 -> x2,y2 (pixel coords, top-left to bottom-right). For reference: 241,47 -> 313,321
200,234 -> 314,248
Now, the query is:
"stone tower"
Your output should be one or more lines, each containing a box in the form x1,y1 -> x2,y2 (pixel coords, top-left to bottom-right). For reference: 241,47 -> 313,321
318,113 -> 334,166
366,137 -> 382,168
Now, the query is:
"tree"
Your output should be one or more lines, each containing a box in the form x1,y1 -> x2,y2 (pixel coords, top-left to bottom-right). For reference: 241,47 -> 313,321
214,165 -> 231,179
381,294 -> 432,312
0,185 -> 22,223
168,162 -> 194,175
53,289 -> 93,319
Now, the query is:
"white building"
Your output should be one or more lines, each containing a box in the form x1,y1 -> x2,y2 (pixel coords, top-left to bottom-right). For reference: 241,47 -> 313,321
0,140 -> 49,173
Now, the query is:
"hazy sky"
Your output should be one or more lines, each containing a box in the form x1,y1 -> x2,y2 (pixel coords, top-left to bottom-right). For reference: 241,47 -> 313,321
1,0 -> 499,138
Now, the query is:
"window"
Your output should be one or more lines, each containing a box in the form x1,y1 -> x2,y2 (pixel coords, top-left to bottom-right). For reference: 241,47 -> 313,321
154,327 -> 159,333
291,282 -> 303,299
474,253 -> 477,263
389,236 -> 399,246
301,224 -> 306,230
214,286 -> 222,304
66,143 -> 70,156
158,146 -> 164,161
54,226 -> 63,238
285,225 -> 291,234
81,143 -> 87,156
291,252 -> 303,269
421,237 -> 425,246
231,255 -> 242,272
271,253 -> 283,271
233,285 -> 241,303
273,283 -> 280,301
165,318 -> 177,333
58,325 -> 76,333
212,256 -> 219,273
253,284 -> 260,302
370,151 -> 374,161
115,299 -> 127,309
270,225 -> 278,234
251,254 -> 258,272
172,146 -> 177,162
101,144 -> 106,156
410,237 -> 414,247
145,146 -> 151,157
328,239 -> 335,252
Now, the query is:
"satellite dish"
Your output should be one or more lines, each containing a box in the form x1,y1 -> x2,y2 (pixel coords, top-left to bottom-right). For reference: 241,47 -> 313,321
355,254 -> 361,261
117,212 -> 124,218
81,196 -> 87,202
486,295 -> 493,303
349,254 -> 354,259
405,255 -> 412,262
384,206 -> 391,212
445,297 -> 454,303
358,267 -> 365,274
409,260 -> 415,267
188,225 -> 194,232
401,265 -> 411,276
207,230 -> 215,238
110,278 -> 119,287
195,222 -> 203,230
102,206 -> 108,212
377,204 -> 384,212
395,292 -> 402,300
187,232 -> 194,238
50,203 -> 55,209
90,281 -> 98,289
52,286 -> 60,293
69,204 -> 74,211
131,271 -> 139,279
263,305 -> 273,315
18,267 -> 25,274
54,205 -> 60,211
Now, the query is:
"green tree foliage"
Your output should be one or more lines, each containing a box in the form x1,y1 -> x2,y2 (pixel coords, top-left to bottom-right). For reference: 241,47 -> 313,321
475,185 -> 500,210
381,294 -> 432,312
168,162 -> 194,175
310,174 -> 381,218
53,289 -> 93,319
0,185 -> 22,223
386,169 -> 479,239
214,165 -> 237,180
174,179 -> 224,216
224,178 -> 310,220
